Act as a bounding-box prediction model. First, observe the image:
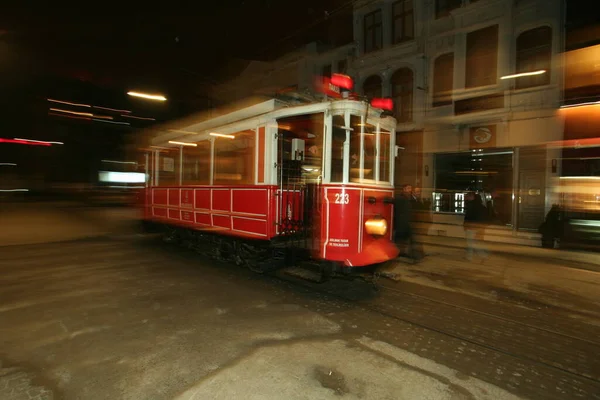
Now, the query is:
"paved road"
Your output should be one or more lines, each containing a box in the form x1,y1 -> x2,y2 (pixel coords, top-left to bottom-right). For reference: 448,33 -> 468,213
1,234 -> 599,399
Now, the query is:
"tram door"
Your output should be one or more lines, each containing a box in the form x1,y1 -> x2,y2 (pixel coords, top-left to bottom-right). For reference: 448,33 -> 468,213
275,114 -> 324,241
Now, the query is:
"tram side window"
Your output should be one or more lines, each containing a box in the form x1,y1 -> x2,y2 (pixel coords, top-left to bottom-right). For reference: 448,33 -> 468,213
182,141 -> 211,185
214,130 -> 255,185
330,115 -> 346,182
158,148 -> 180,186
379,129 -> 391,183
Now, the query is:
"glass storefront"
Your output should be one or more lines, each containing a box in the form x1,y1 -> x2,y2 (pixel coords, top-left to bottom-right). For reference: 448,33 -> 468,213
433,149 -> 514,225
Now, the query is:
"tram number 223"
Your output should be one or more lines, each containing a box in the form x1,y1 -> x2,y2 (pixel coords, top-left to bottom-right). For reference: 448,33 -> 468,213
334,193 -> 350,204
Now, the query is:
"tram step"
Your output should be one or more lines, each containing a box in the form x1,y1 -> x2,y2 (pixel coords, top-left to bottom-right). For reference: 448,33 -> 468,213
283,266 -> 324,283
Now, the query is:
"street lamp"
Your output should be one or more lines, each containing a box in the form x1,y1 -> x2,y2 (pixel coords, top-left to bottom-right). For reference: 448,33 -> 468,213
127,91 -> 167,101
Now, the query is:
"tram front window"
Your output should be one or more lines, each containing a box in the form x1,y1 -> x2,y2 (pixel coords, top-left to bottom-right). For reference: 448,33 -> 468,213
331,115 -> 346,183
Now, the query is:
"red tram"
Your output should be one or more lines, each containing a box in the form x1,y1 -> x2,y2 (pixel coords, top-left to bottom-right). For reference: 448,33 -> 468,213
138,96 -> 399,280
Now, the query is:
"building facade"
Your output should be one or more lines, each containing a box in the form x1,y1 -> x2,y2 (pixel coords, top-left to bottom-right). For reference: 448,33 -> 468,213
348,0 -> 566,240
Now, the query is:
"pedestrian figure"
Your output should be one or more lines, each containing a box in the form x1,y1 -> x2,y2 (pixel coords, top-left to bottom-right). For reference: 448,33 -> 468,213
464,192 -> 489,262
394,184 -> 422,262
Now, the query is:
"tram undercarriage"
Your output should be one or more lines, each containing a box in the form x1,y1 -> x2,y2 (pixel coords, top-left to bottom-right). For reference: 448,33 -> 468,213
147,222 -> 381,283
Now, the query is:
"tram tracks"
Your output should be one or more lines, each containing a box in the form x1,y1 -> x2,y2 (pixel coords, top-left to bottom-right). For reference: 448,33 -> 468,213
276,271 -> 600,387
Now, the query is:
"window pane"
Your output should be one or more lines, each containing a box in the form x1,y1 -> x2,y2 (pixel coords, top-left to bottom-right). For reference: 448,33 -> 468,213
363,75 -> 382,99
277,113 -> 324,184
350,115 -> 362,182
466,25 -> 499,88
182,141 -> 210,185
214,130 -> 255,185
516,27 -> 552,89
379,129 -> 391,183
433,53 -> 454,107
364,9 -> 383,53
330,115 -> 346,182
158,148 -> 180,186
391,68 -> 413,122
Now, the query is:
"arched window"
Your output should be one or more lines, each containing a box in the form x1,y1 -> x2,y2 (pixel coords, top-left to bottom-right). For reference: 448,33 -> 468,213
391,68 -> 413,122
363,75 -> 382,100
432,53 -> 454,107
516,26 -> 552,89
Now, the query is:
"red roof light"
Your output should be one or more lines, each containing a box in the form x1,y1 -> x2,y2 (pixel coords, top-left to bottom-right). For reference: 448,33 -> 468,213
331,73 -> 354,90
371,98 -> 393,111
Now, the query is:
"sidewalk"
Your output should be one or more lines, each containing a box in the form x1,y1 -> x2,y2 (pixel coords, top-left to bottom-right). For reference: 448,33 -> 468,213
415,232 -> 600,270
382,238 -> 600,323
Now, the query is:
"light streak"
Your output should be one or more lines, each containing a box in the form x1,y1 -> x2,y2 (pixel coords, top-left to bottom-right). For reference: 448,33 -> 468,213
0,138 -> 51,146
560,101 -> 600,109
48,112 -> 92,121
127,91 -> 167,101
0,189 -> 29,192
14,138 -> 63,145
94,105 -> 132,113
93,119 -> 131,126
0,163 -> 17,166
101,160 -> 137,165
209,132 -> 235,139
122,114 -> 155,121
500,70 -> 546,80
47,98 -> 91,108
168,141 -> 197,146
50,108 -> 94,117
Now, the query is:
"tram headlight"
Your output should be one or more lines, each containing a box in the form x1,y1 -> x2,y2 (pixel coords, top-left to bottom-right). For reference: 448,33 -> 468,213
365,217 -> 388,237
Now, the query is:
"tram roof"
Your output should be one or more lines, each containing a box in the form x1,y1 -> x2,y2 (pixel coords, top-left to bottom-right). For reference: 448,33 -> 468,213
145,95 -> 394,147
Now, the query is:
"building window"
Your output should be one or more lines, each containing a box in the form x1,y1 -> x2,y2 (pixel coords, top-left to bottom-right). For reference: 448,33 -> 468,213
392,0 -> 414,44
435,0 -> 461,19
364,10 -> 383,53
363,75 -> 382,99
391,68 -> 413,122
466,24 -> 499,88
432,53 -> 454,107
337,59 -> 347,74
322,65 -> 332,78
516,26 -> 552,89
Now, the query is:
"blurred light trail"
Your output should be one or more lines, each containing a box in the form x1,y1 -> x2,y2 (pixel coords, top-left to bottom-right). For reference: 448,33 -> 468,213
209,133 -> 235,139
93,119 -> 131,126
0,163 -> 17,166
92,115 -> 114,120
47,98 -> 91,108
101,160 -> 137,164
48,112 -> 92,121
122,114 -> 156,121
0,138 -> 51,146
500,70 -> 546,80
50,108 -> 94,117
94,105 -> 132,113
168,141 -> 197,146
99,171 -> 146,183
560,101 -> 600,109
0,189 -> 28,192
14,138 -> 64,145
127,91 -> 167,101
169,129 -> 196,134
